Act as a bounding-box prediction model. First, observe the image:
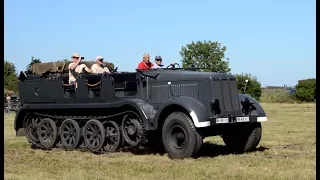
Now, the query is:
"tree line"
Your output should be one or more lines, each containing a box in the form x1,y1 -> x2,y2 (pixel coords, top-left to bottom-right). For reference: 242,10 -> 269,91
4,40 -> 315,102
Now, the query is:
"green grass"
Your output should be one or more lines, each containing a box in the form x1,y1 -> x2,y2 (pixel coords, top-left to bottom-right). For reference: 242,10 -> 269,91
4,103 -> 316,180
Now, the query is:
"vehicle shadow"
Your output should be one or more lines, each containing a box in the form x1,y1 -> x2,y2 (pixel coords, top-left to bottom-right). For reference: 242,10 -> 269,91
195,143 -> 269,158
130,142 -> 269,158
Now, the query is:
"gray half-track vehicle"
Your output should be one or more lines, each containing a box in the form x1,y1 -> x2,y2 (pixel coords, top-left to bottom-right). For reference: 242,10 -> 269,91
14,61 -> 267,159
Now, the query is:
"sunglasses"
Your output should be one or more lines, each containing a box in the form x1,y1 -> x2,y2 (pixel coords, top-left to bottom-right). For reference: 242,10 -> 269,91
155,59 -> 162,61
98,59 -> 104,61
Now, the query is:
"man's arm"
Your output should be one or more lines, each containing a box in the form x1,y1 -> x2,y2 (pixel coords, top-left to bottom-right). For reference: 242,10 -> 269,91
138,63 -> 144,69
82,64 -> 92,73
69,57 -> 81,70
91,64 -> 97,74
103,67 -> 110,73
84,67 -> 93,73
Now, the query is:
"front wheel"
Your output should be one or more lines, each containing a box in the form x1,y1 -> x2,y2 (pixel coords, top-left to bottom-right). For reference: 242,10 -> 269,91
162,112 -> 202,159
222,122 -> 262,153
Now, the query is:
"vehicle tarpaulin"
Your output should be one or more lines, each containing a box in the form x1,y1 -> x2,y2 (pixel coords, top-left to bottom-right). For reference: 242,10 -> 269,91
32,61 -> 114,75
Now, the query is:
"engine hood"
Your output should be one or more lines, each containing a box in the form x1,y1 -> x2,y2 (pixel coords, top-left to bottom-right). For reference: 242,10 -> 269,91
141,69 -> 236,82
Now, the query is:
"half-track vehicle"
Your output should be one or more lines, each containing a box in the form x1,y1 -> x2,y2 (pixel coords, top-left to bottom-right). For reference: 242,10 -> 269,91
14,60 -> 268,159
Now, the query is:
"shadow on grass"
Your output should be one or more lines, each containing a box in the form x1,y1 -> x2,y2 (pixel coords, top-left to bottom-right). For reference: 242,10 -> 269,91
130,142 -> 269,158
28,142 -> 269,158
196,143 -> 269,158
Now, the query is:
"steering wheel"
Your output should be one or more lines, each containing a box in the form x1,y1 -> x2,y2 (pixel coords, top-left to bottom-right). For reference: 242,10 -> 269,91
166,63 -> 180,69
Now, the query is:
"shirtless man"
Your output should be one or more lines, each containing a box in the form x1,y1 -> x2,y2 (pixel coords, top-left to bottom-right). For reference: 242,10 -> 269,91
91,56 -> 110,74
137,53 -> 154,69
68,52 -> 92,84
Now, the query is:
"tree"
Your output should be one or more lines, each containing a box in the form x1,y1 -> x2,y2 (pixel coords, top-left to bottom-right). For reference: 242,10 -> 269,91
26,56 -> 41,73
4,60 -> 18,93
234,73 -> 262,101
180,40 -> 231,73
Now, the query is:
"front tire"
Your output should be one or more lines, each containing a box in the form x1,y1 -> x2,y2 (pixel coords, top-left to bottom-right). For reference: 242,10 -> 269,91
162,112 -> 202,159
222,122 -> 262,153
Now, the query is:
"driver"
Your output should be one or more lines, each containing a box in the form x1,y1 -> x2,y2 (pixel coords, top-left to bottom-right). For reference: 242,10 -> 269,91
154,55 -> 175,68
154,56 -> 164,68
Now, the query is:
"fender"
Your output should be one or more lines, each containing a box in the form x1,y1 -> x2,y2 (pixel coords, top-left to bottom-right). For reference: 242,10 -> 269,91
152,96 -> 210,129
14,104 -> 28,131
238,94 -> 267,122
117,99 -> 156,130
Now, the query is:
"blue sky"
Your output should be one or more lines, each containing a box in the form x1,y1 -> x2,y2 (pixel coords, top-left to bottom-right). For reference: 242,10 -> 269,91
4,0 -> 315,86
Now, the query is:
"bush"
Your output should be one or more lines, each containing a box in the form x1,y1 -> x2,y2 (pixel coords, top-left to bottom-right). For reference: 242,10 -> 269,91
295,78 -> 316,102
260,88 -> 297,103
234,73 -> 262,101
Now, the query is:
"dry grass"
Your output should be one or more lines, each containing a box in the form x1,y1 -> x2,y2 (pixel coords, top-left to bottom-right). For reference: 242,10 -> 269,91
4,103 -> 316,180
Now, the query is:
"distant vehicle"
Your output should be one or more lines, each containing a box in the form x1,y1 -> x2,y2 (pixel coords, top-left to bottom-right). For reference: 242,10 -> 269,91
14,61 -> 268,159
286,87 -> 296,95
4,96 -> 20,113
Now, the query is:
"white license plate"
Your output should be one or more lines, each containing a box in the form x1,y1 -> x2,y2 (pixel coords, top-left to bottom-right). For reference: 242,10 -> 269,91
236,117 -> 250,122
216,118 -> 229,124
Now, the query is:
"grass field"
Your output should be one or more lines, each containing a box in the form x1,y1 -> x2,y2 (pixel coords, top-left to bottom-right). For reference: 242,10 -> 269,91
4,103 -> 316,180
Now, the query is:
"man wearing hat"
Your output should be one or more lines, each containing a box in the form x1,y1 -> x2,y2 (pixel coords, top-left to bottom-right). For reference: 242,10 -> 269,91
154,55 -> 175,68
91,56 -> 110,74
68,52 -> 92,84
154,55 -> 164,68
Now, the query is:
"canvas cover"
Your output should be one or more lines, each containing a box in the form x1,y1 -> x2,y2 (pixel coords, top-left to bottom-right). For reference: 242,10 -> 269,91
32,61 -> 115,75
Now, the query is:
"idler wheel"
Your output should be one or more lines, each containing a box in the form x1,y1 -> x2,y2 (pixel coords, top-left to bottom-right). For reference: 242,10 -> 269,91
24,115 -> 42,144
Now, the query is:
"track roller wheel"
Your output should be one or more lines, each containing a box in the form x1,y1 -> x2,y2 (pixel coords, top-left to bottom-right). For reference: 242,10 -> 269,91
24,114 -> 42,144
83,119 -> 106,152
103,121 -> 121,152
60,119 -> 81,150
37,118 -> 58,149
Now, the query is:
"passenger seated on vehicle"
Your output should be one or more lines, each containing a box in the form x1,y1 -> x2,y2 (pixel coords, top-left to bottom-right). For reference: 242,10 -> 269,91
68,52 -> 93,85
154,55 -> 175,68
138,53 -> 154,70
91,56 -> 110,74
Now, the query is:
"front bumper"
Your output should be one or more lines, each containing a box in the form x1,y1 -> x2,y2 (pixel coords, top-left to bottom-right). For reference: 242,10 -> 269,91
189,111 -> 267,128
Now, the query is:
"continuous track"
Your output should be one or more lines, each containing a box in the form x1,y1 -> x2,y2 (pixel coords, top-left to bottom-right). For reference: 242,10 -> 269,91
23,110 -> 148,153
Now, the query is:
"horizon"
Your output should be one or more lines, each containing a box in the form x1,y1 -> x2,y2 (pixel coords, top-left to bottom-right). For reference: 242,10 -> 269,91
4,0 -> 316,87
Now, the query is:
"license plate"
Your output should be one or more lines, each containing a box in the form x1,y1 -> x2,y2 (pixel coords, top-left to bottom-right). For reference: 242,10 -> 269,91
236,117 -> 250,122
216,118 -> 229,124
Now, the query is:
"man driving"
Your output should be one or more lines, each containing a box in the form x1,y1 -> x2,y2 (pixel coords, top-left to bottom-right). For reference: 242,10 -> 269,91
153,55 -> 176,68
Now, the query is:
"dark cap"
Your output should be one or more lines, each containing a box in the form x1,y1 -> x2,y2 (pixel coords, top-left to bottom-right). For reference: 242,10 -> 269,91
155,55 -> 162,60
